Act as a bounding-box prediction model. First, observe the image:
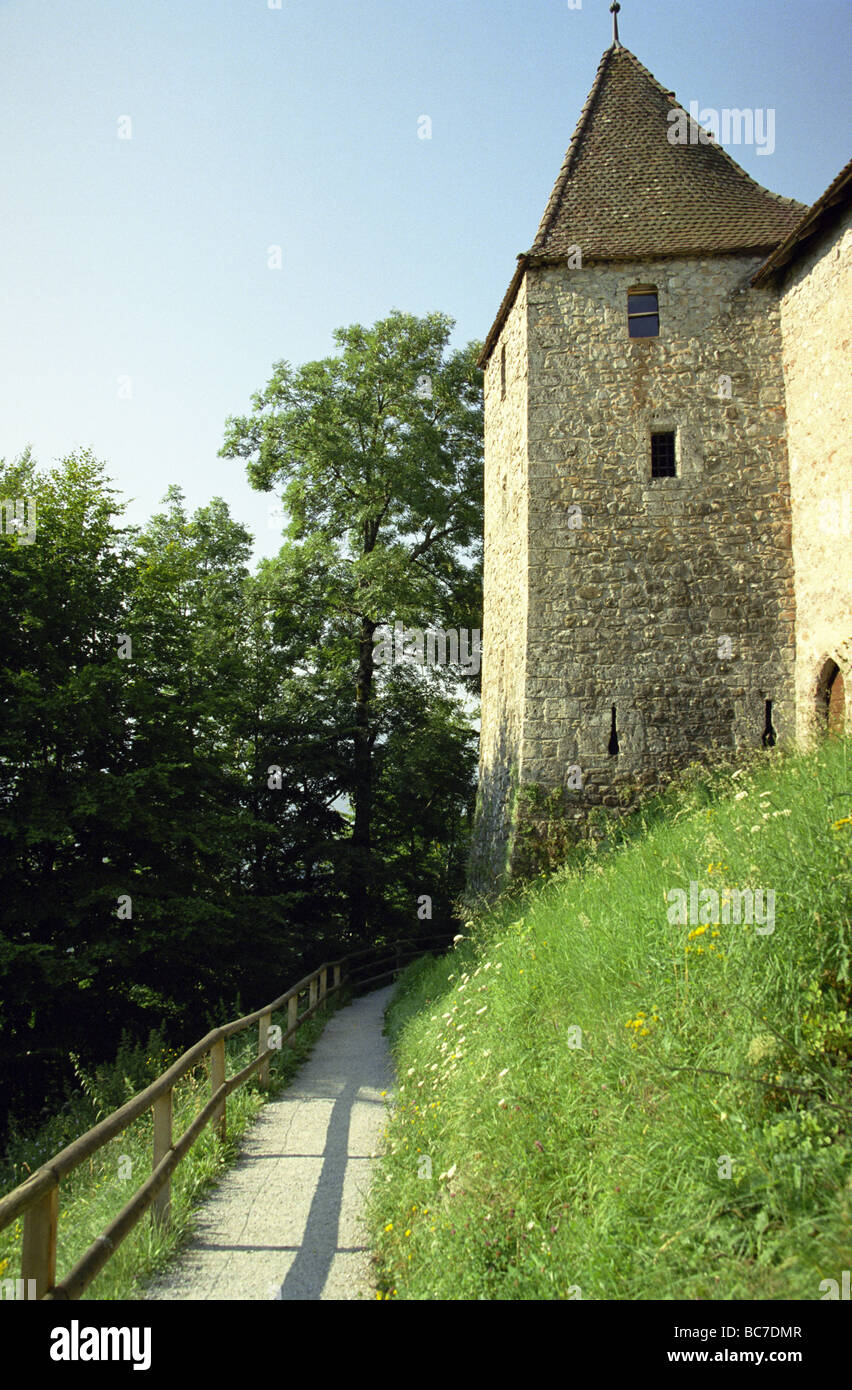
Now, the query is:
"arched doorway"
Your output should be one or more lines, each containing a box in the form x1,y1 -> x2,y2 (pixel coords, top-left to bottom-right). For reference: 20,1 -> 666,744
816,658 -> 846,737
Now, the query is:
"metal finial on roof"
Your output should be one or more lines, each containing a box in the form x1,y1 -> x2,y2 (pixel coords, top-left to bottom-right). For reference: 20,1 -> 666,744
610,2 -> 621,46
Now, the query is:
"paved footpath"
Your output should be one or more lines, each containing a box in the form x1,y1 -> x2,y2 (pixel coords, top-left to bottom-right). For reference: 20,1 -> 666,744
142,985 -> 395,1301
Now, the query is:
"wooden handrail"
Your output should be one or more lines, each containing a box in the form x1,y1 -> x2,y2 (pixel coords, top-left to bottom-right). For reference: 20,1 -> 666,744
334,932 -> 453,968
0,932 -> 454,1299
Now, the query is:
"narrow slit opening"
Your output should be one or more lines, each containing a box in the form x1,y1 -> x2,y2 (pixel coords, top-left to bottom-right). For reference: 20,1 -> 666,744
762,699 -> 776,748
608,704 -> 619,756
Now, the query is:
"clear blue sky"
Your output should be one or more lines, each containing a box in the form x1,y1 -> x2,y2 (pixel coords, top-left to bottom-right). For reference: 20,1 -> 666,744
2,0 -> 849,561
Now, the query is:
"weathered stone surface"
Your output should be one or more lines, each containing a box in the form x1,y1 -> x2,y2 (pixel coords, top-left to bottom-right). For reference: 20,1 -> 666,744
778,206 -> 852,743
470,278 -> 529,888
470,237 -> 848,892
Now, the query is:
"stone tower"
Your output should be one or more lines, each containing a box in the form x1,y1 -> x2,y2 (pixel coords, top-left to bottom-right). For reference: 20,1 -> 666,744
470,34 -> 848,890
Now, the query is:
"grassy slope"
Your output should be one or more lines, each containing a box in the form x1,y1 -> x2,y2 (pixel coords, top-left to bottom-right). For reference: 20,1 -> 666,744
367,738 -> 852,1300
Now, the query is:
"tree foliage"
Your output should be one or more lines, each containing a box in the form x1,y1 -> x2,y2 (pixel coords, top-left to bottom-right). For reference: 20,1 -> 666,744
0,311 -> 483,1134
221,310 -> 483,936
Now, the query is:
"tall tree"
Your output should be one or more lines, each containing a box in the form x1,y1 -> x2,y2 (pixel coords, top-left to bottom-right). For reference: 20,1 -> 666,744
0,451 -> 139,1110
1,459 -> 352,1132
221,311 -> 483,937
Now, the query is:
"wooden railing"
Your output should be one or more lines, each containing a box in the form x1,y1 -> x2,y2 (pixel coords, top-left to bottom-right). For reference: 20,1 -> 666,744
0,932 -> 453,1300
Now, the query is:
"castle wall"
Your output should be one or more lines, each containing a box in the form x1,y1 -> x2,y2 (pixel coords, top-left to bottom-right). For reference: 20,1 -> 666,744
521,254 -> 797,817
470,279 -> 530,890
778,205 -> 852,741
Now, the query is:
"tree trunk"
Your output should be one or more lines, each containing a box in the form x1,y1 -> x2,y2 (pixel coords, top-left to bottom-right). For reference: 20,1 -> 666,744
349,614 -> 375,937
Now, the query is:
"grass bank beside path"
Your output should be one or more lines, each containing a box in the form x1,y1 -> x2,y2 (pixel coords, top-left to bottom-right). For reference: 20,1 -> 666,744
0,994 -> 344,1299
367,738 -> 852,1300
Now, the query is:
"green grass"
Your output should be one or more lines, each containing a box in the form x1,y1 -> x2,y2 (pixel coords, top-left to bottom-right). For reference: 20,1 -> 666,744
0,991 -> 346,1299
367,738 -> 852,1300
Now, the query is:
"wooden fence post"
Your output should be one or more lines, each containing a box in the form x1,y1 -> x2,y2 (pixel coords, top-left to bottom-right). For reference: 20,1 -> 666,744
309,976 -> 318,1011
259,1011 -> 272,1089
21,1183 -> 58,1299
152,1089 -> 173,1226
333,963 -> 341,991
288,994 -> 298,1046
319,968 -> 327,1004
210,1037 -> 226,1141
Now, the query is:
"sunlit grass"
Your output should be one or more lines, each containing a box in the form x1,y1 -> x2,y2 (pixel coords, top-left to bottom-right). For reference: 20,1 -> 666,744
368,737 -> 852,1300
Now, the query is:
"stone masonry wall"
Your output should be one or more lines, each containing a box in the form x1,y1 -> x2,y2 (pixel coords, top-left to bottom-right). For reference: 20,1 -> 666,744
469,278 -> 530,891
520,253 -> 797,825
779,205 -> 852,742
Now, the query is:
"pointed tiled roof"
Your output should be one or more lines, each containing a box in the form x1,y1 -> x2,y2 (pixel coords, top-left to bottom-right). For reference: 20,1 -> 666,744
533,44 -> 806,262
479,43 -> 808,366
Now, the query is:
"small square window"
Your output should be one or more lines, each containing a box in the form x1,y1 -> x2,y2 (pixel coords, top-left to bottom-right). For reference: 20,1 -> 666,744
628,291 -> 659,338
651,431 -> 676,477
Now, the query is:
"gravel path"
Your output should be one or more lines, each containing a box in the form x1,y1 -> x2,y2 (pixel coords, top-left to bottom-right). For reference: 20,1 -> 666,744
142,985 -> 395,1301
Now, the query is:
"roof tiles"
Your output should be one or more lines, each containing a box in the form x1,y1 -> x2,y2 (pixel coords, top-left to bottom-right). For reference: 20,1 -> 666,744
532,44 -> 806,262
479,44 -> 809,366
